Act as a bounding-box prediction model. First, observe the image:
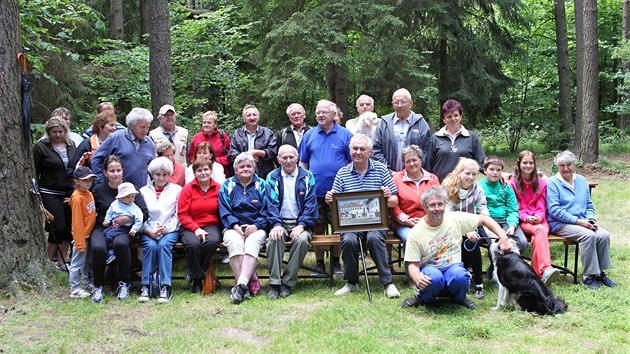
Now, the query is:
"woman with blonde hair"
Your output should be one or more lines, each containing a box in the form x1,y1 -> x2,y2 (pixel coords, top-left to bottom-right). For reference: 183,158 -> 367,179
34,117 -> 77,270
441,157 -> 488,299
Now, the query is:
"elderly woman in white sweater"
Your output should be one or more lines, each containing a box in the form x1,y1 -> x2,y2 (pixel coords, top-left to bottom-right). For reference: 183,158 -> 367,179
138,157 -> 182,304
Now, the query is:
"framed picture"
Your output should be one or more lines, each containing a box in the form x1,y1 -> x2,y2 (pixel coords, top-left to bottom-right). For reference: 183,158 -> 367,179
331,190 -> 388,233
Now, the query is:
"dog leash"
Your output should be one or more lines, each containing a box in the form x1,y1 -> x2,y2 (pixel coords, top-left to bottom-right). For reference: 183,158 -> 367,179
462,235 -> 500,251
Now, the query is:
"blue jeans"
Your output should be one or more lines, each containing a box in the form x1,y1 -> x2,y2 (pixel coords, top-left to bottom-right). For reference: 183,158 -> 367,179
140,231 -> 179,286
417,262 -> 470,304
395,226 -> 411,248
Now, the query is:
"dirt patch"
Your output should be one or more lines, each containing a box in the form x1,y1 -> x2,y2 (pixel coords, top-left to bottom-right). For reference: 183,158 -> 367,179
220,327 -> 271,346
538,154 -> 630,180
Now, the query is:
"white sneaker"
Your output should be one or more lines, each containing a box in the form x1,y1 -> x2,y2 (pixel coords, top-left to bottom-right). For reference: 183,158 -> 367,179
542,267 -> 560,285
334,283 -> 359,296
70,289 -> 90,299
385,283 -> 400,298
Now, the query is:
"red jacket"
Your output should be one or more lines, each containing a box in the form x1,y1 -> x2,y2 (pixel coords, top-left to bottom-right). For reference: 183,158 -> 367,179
391,169 -> 440,226
177,178 -> 221,231
188,129 -> 230,170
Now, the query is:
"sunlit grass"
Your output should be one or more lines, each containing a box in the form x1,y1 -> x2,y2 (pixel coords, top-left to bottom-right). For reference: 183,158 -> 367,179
0,176 -> 628,353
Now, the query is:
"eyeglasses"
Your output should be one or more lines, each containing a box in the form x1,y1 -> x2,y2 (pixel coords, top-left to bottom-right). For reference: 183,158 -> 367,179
358,102 -> 372,107
392,100 -> 410,107
426,202 -> 445,210
316,110 -> 333,116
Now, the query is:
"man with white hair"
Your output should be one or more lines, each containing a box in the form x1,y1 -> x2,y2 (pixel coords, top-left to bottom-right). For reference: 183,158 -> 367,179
150,104 -> 189,165
325,134 -> 401,299
372,88 -> 431,172
345,94 -> 375,134
265,145 -> 318,299
299,99 -> 353,274
92,108 -> 156,188
277,103 -> 312,149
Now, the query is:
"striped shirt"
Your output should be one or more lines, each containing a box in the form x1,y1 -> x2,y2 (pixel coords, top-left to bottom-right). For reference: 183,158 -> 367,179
332,159 -> 398,195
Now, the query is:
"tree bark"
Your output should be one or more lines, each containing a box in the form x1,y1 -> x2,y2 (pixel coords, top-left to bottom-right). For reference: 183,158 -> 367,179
0,0 -> 51,293
148,0 -> 174,118
109,0 -> 124,40
554,0 -> 574,146
575,0 -> 599,163
140,0 -> 150,45
326,43 -> 349,124
574,0 -> 584,152
621,0 -> 630,130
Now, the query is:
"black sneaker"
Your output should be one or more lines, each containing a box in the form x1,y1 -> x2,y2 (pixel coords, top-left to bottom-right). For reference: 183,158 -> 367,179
279,284 -> 291,298
191,279 -> 202,293
401,295 -> 420,308
333,262 -> 343,275
138,285 -> 150,303
230,284 -> 247,304
582,276 -> 601,290
157,285 -> 172,304
310,261 -> 325,276
459,297 -> 477,310
267,285 -> 280,300
596,272 -> 617,288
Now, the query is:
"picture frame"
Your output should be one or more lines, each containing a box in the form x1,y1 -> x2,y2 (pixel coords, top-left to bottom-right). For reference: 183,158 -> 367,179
331,190 -> 388,233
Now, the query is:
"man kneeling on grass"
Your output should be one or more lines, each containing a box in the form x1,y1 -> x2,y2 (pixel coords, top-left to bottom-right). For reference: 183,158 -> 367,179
401,187 -> 511,310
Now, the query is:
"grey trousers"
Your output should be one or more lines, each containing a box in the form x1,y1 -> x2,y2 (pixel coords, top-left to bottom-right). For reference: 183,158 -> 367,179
266,221 -> 312,287
341,230 -> 392,286
554,223 -> 611,277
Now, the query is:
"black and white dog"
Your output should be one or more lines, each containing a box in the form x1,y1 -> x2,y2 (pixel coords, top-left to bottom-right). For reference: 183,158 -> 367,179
490,239 -> 567,315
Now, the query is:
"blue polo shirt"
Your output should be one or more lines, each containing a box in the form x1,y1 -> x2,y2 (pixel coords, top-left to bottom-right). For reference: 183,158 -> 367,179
299,123 -> 352,197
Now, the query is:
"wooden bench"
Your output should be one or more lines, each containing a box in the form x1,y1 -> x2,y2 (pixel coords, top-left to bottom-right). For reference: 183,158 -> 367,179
520,235 -> 580,284
309,233 -> 405,287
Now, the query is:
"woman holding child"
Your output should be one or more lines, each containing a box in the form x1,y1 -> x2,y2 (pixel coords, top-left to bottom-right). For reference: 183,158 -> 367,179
178,158 -> 223,294
219,153 -> 275,304
90,155 -> 149,303
138,157 -> 182,303
546,150 -> 616,290
508,151 -> 559,284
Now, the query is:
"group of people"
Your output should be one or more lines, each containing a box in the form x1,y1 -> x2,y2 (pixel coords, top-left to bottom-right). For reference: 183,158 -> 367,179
33,89 -> 615,309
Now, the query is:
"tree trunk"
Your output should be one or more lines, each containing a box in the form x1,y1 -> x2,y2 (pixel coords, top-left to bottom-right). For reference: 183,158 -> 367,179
326,43 -> 349,124
576,0 -> 599,163
574,0 -> 584,152
621,0 -> 630,130
148,0 -> 174,118
554,0 -> 574,147
0,0 -> 51,294
109,0 -> 124,40
140,0 -> 150,45
437,27 -> 449,105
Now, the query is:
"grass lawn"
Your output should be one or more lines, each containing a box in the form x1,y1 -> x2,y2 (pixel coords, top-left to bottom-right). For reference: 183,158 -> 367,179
1,160 -> 629,353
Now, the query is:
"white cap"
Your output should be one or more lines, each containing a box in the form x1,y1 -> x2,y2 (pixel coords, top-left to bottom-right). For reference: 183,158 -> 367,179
159,104 -> 176,115
116,182 -> 138,199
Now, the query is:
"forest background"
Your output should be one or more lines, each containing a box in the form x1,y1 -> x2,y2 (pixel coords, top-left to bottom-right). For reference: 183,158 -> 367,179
20,0 -> 630,162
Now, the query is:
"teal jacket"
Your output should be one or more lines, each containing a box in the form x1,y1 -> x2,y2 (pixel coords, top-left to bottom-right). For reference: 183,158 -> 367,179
478,178 -> 519,228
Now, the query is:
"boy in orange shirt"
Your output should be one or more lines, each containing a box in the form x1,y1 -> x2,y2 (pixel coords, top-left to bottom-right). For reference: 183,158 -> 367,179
68,166 -> 97,298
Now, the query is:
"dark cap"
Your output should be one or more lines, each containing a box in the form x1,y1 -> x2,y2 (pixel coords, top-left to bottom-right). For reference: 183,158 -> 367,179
74,166 -> 97,180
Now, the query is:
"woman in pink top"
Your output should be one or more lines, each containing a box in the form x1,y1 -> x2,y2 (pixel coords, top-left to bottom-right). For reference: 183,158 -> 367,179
509,151 -> 559,284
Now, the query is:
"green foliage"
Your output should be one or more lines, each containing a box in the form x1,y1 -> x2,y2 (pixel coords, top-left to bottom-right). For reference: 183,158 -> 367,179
19,0 -> 105,82
83,40 -> 151,109
169,3 -> 253,133
246,0 -> 437,128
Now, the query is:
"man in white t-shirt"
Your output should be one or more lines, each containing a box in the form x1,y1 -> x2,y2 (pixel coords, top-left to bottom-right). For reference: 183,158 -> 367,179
402,187 -> 511,310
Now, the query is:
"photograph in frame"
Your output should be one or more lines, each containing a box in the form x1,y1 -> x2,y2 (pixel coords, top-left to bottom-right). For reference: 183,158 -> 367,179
331,190 -> 388,233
